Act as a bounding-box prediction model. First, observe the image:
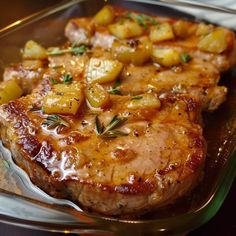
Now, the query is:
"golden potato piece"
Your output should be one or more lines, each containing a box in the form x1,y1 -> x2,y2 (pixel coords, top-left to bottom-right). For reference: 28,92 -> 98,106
43,82 -> 84,115
86,58 -> 123,84
126,93 -> 161,110
112,37 -> 152,65
0,80 -> 23,105
150,23 -> 175,43
198,29 -> 228,53
152,48 -> 181,67
108,20 -> 143,39
94,5 -> 115,26
22,40 -> 47,60
85,83 -> 110,109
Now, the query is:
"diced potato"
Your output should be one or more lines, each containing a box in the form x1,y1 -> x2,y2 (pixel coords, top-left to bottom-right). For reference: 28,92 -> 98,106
152,48 -> 181,67
108,20 -> 143,39
150,23 -> 175,43
198,29 -> 228,53
126,93 -> 161,110
42,94 -> 81,115
43,82 -> 84,115
94,5 -> 114,25
86,58 -> 123,84
0,80 -> 23,105
53,82 -> 82,97
22,40 -> 47,60
0,89 -> 9,105
22,60 -> 44,70
196,23 -> 213,36
112,37 -> 152,65
173,20 -> 196,38
85,84 -> 110,108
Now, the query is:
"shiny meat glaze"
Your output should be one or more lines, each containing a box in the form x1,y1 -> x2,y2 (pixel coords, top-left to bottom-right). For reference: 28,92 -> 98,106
0,80 -> 205,215
0,5 -> 235,216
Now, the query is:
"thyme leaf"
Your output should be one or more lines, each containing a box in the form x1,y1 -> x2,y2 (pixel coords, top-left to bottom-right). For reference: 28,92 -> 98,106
63,74 -> 73,84
131,95 -> 143,100
108,88 -> 121,95
126,12 -> 158,29
42,115 -> 70,129
108,79 -> 122,95
48,44 -> 88,56
95,115 -> 128,138
180,53 -> 192,63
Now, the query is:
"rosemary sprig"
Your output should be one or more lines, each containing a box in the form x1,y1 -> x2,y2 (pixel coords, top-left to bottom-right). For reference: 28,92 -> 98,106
95,115 -> 128,138
48,44 -> 88,56
63,74 -> 73,84
42,115 -> 70,129
108,79 -> 122,95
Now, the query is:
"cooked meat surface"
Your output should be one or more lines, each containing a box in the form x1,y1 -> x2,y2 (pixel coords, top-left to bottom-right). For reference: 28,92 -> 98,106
0,5 -> 235,216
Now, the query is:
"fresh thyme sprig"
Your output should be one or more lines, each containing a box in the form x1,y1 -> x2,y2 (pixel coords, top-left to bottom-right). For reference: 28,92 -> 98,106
42,115 -> 70,129
108,79 -> 122,95
126,12 -> 158,29
95,115 -> 128,138
47,44 -> 88,56
63,74 -> 73,84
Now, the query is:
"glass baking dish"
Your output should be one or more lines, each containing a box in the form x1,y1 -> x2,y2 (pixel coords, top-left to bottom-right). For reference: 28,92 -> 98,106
0,0 -> 236,235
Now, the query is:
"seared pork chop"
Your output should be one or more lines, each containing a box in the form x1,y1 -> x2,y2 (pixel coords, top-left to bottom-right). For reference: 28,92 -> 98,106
0,79 -> 205,215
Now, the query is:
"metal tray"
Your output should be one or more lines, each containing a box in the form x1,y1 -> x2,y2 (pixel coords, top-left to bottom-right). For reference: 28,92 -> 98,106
0,0 -> 236,235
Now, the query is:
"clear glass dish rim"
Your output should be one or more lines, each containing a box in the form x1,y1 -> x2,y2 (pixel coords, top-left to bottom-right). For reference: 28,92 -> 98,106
0,0 -> 235,233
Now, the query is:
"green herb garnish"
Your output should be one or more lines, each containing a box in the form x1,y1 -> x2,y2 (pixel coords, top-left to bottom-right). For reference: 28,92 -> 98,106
126,12 -> 158,28
136,14 -> 148,29
180,53 -> 192,63
48,44 -> 88,56
95,115 -> 128,138
108,79 -> 122,95
49,78 -> 59,85
42,115 -> 70,129
63,74 -> 73,84
131,95 -> 143,100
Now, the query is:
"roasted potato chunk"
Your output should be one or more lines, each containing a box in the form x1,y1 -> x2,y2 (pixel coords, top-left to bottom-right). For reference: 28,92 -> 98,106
108,20 -> 144,39
126,93 -> 161,110
198,29 -> 228,53
196,23 -> 214,36
43,82 -> 84,115
85,83 -> 110,109
152,48 -> 181,67
0,80 -> 23,105
112,37 -> 152,65
150,23 -> 175,43
93,5 -> 114,26
86,58 -> 123,84
173,20 -> 196,38
22,40 -> 47,60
